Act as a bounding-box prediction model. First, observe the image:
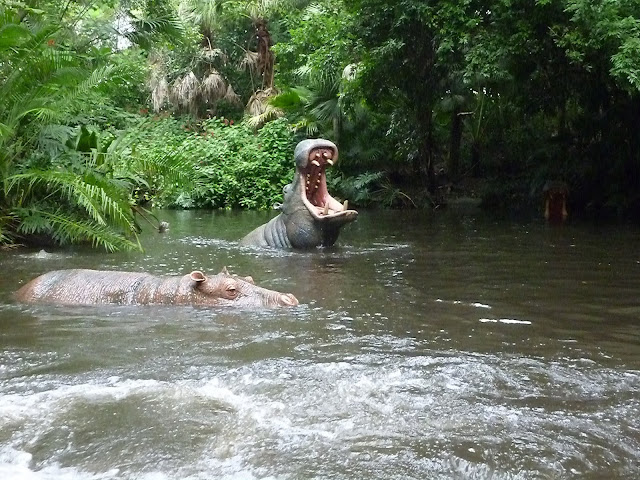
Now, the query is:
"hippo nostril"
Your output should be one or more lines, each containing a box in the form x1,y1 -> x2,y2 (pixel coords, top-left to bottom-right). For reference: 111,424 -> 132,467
280,293 -> 299,307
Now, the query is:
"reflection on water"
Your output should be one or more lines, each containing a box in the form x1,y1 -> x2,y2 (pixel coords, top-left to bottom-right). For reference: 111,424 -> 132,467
1,210 -> 639,479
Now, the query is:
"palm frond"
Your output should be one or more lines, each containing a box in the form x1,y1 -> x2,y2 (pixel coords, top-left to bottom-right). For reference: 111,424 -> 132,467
37,124 -> 76,157
246,87 -> 277,116
289,114 -> 320,136
10,23 -> 59,59
240,50 -> 260,73
223,84 -> 240,104
0,121 -> 11,141
201,70 -> 227,102
131,146 -> 201,190
125,15 -> 186,49
178,0 -> 224,33
151,77 -> 169,112
293,64 -> 312,79
15,207 -> 141,252
169,75 -> 183,106
310,95 -> 339,123
246,103 -> 284,128
203,47 -> 226,62
0,23 -> 32,51
61,64 -> 117,104
7,169 -> 136,234
171,71 -> 199,108
269,88 -> 304,109
0,12 -> 144,252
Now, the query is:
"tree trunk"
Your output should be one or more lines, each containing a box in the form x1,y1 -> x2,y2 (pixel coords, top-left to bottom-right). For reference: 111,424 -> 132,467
471,140 -> 481,177
448,107 -> 462,180
414,123 -> 435,194
255,19 -> 274,90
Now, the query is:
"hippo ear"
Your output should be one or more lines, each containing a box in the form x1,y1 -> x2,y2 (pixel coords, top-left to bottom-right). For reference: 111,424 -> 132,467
190,271 -> 207,283
219,266 -> 230,276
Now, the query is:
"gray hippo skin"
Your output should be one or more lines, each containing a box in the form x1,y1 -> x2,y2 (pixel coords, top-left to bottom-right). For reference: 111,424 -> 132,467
241,139 -> 358,249
15,268 -> 298,307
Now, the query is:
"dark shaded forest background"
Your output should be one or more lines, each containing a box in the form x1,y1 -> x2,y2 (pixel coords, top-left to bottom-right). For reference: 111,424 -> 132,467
1,0 -> 638,251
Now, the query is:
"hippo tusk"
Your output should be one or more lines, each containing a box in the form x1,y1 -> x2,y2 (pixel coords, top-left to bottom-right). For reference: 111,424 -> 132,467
343,200 -> 348,211
323,204 -> 329,215
326,159 -> 334,166
311,160 -> 320,167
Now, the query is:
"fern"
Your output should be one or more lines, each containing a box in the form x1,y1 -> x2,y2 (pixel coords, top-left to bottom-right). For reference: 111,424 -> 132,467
328,171 -> 385,206
120,122 -> 204,193
7,168 -> 137,234
353,171 -> 384,189
15,207 -> 140,252
0,9 -> 145,252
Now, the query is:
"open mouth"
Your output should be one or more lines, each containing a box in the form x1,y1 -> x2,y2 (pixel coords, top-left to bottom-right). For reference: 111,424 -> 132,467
300,147 -> 352,219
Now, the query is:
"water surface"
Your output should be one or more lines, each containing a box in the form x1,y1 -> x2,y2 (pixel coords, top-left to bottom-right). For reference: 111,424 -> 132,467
1,210 -> 639,479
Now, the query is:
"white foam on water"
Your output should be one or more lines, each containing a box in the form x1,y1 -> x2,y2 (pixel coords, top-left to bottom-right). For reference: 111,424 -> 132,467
179,236 -> 233,247
479,318 -> 532,325
326,323 -> 347,330
470,302 -> 492,309
0,376 -> 284,480
0,445 -> 281,480
0,377 -> 244,433
0,447 -> 119,480
436,299 -> 492,309
195,377 -> 247,406
2,345 -> 638,479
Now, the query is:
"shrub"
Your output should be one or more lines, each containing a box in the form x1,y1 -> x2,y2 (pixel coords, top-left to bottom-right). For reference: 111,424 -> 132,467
123,116 -> 296,210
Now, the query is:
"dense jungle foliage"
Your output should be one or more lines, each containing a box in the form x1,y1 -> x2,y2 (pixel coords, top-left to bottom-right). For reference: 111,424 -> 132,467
1,0 -> 638,250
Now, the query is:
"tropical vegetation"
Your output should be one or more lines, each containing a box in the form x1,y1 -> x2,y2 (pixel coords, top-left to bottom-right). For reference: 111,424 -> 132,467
1,0 -> 638,250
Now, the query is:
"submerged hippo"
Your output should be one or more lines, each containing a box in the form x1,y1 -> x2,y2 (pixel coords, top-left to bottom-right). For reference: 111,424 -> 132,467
241,139 -> 358,249
15,268 -> 298,307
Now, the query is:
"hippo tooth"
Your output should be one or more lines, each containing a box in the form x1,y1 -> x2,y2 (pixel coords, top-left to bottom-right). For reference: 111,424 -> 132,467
323,152 -> 330,158
311,160 -> 320,167
323,204 -> 329,215
326,159 -> 334,166
343,200 -> 349,211
315,152 -> 321,158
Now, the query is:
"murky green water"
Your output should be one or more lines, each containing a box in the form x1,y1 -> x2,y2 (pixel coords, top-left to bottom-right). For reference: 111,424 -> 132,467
1,210 -> 639,479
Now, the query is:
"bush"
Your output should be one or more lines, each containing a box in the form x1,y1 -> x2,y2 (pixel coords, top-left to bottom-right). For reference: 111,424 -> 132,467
123,116 -> 296,210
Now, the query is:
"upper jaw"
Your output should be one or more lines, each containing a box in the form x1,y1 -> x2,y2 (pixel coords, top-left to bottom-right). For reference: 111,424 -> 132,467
297,144 -> 358,222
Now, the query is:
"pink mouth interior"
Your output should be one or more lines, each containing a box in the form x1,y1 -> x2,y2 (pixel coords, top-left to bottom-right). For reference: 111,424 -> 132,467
301,147 -> 345,215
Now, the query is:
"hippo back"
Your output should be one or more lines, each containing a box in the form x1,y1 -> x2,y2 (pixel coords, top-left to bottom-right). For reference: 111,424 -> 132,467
15,268 -> 299,307
15,269 -> 167,305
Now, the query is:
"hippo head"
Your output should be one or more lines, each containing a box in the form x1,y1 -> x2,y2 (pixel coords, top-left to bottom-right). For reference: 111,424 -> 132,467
281,139 -> 358,248
189,268 -> 299,307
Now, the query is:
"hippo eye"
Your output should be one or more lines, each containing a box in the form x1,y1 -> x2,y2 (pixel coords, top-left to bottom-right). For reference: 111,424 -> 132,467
225,282 -> 239,298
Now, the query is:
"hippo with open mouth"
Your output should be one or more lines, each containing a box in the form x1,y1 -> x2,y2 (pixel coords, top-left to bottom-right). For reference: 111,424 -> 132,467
241,139 -> 358,249
15,268 -> 298,307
